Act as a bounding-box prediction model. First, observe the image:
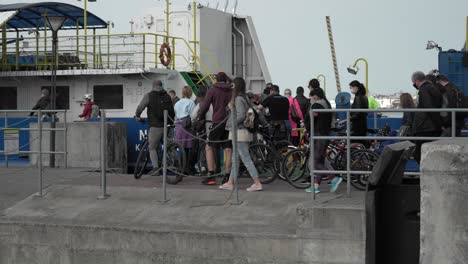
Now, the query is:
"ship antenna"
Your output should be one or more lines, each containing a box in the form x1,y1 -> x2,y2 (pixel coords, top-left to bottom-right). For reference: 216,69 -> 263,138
223,0 -> 230,12
233,0 -> 238,14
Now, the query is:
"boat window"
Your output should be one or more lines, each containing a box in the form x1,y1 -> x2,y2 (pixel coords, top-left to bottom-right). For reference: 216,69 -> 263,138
93,85 -> 124,109
0,87 -> 17,110
41,86 -> 70,110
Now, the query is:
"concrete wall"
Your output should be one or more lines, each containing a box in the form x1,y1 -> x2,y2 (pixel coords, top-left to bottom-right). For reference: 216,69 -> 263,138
29,122 -> 127,172
420,139 -> 468,264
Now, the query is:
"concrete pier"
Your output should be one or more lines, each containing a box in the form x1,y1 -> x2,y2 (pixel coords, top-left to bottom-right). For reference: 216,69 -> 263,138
421,139 -> 468,264
0,168 -> 366,264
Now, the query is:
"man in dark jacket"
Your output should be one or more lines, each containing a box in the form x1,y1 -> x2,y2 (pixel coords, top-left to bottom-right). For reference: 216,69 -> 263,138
198,72 -> 233,185
411,71 -> 442,164
29,88 -> 50,117
295,86 -> 310,119
436,74 -> 464,136
135,80 -> 175,176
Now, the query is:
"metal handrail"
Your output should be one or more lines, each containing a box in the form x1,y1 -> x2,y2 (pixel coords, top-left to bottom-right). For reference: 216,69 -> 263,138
309,107 -> 468,200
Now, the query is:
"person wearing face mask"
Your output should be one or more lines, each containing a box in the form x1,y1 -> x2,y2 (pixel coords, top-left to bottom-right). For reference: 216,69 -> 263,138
305,87 -> 340,194
411,71 -> 442,164
349,80 -> 369,144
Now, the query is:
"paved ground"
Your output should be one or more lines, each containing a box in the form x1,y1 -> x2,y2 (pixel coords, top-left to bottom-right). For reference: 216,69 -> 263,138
0,165 -> 363,213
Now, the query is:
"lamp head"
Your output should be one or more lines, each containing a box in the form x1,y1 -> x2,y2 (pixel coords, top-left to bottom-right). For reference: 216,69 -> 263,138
44,15 -> 67,32
426,40 -> 442,52
347,65 -> 359,75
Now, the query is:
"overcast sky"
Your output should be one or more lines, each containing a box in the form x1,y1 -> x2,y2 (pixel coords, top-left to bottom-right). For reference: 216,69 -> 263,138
4,0 -> 468,100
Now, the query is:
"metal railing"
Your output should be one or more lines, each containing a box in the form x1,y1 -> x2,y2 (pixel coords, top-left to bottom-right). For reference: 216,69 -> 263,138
1,32 -> 219,84
0,110 -> 68,197
309,108 -> 468,200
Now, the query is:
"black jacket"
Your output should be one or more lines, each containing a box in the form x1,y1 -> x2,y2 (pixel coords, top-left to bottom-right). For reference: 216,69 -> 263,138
295,95 -> 310,119
351,94 -> 368,136
412,81 -> 442,134
135,88 -> 175,128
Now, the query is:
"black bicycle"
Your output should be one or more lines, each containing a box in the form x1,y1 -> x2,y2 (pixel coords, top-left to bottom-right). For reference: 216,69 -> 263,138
134,125 -> 186,185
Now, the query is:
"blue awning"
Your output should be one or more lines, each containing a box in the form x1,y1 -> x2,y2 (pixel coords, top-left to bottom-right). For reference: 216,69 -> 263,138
0,2 -> 107,31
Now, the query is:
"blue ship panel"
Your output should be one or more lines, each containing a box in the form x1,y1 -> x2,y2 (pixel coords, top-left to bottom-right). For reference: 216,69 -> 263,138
439,51 -> 466,94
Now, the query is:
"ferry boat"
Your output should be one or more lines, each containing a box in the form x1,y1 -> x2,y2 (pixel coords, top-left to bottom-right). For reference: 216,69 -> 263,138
0,1 -> 271,168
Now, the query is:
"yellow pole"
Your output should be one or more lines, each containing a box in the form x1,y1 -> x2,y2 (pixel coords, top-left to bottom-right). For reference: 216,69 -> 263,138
15,31 -> 19,70
36,23 -> 39,69
353,58 -> 369,96
107,21 -> 110,68
93,28 -> 96,68
44,23 -> 47,69
166,0 -> 170,42
142,34 -> 146,69
466,17 -> 468,52
2,24 -> 7,70
172,37 -> 175,69
84,0 -> 88,68
76,19 -> 79,59
317,74 -> 326,95
193,0 -> 197,71
154,34 -> 157,67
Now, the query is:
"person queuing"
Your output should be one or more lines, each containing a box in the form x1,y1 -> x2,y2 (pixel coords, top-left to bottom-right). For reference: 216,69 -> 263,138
399,93 -> 415,137
258,85 -> 290,141
135,80 -> 175,176
220,77 -> 263,192
305,87 -> 341,194
168,89 -> 180,105
349,80 -> 369,146
174,86 -> 196,175
284,88 -> 304,146
29,88 -> 50,117
411,71 -> 442,164
198,72 -> 233,185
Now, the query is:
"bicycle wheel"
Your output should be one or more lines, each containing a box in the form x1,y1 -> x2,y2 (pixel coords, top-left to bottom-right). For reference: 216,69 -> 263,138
273,140 -> 292,151
282,149 -> 311,189
249,143 -> 278,184
274,145 -> 296,180
165,142 -> 186,185
349,149 -> 379,191
134,140 -> 150,179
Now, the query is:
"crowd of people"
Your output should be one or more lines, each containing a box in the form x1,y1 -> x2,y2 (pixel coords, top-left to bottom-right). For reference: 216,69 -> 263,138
132,70 -> 465,194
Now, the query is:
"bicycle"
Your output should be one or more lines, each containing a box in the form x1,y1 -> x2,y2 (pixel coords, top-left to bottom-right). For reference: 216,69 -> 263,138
281,137 -> 378,190
133,123 -> 186,185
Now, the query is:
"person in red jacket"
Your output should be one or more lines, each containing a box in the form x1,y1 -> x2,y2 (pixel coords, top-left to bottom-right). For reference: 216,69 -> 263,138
79,94 -> 94,121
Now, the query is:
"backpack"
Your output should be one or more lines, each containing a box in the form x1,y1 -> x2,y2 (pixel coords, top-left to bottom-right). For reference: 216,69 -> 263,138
152,91 -> 175,123
290,99 -> 302,124
243,97 -> 260,133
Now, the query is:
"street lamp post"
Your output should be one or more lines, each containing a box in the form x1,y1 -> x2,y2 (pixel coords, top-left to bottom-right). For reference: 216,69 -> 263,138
44,15 -> 67,168
317,74 -> 326,95
347,58 -> 369,96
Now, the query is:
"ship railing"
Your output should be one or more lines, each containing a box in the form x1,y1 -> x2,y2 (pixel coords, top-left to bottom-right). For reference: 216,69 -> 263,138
308,107 -> 468,200
0,32 -> 220,84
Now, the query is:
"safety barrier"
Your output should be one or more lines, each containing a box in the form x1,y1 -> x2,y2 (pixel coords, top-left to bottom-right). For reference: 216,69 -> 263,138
309,108 -> 468,200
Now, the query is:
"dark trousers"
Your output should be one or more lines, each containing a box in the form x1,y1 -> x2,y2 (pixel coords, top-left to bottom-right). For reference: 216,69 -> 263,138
413,131 -> 441,164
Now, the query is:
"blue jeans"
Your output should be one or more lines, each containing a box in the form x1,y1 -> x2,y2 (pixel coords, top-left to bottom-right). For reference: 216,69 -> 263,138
233,142 -> 259,179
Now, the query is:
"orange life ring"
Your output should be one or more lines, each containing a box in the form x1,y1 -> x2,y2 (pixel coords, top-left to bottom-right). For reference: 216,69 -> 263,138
159,43 -> 172,67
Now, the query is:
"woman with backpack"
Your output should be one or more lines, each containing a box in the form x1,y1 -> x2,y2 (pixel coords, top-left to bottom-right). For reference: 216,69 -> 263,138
349,80 -> 369,146
220,77 -> 263,192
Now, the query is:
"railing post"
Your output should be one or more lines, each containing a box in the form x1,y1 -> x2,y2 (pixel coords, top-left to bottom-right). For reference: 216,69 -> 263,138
160,110 -> 169,203
142,34 -> 146,69
452,110 -> 456,138
171,38 -> 176,69
98,110 -> 110,200
63,110 -> 68,168
35,110 -> 43,197
231,102 -> 241,205
346,110 -> 351,198
4,112 -> 8,168
310,108 -> 315,200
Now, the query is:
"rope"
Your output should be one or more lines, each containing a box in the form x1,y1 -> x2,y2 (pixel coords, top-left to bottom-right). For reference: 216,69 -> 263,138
326,16 -> 341,93
168,114 -> 232,144
2,116 -> 33,128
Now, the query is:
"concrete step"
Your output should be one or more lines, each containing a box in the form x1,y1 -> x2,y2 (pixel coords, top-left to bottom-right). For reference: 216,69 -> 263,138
0,185 -> 365,264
